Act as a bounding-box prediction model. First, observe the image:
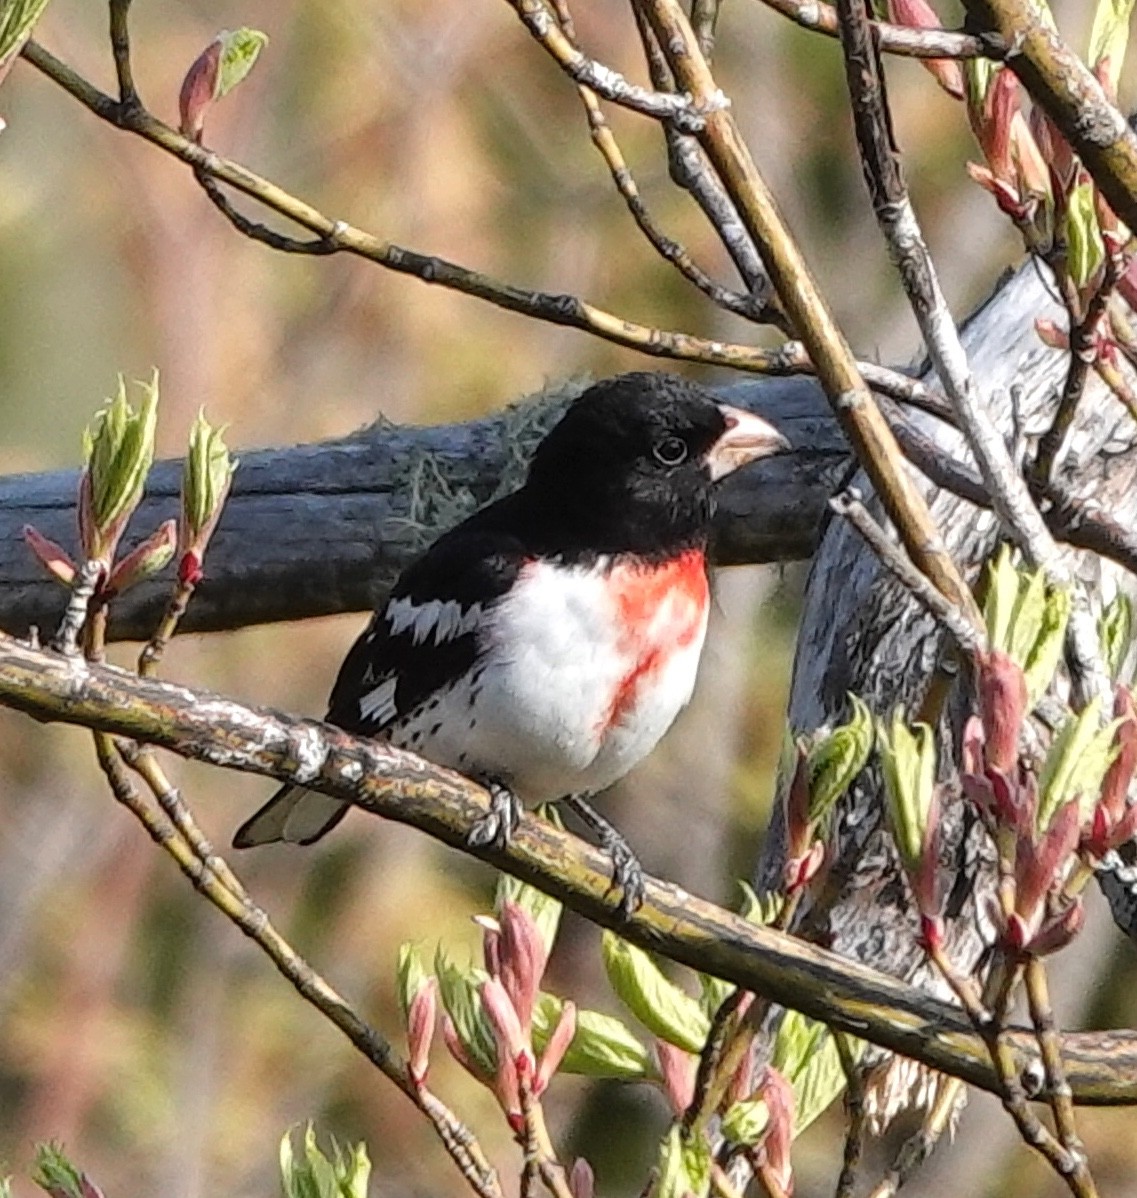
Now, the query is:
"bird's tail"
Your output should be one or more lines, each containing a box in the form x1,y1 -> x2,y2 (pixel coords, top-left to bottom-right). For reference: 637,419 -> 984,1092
232,784 -> 349,848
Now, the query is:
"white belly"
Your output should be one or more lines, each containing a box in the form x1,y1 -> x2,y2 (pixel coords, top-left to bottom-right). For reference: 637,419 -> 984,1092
391,555 -> 709,801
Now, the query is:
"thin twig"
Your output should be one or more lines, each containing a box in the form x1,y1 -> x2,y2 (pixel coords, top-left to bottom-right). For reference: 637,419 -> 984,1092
15,38 -> 796,378
504,0 -> 719,132
107,0 -> 136,106
691,0 -> 722,61
864,1077 -> 965,1198
138,578 -> 195,677
1024,957 -> 1088,1174
542,0 -> 770,322
750,0 -> 993,59
830,490 -> 985,656
96,732 -> 503,1198
834,1033 -> 867,1198
1033,250 -> 1124,484
633,0 -> 984,631
51,559 -> 102,657
630,7 -> 775,307
928,943 -> 1097,1197
834,0 -> 1108,707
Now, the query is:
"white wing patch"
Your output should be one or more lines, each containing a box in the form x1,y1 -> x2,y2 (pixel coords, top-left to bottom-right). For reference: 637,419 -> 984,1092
359,675 -> 398,724
386,595 -> 483,645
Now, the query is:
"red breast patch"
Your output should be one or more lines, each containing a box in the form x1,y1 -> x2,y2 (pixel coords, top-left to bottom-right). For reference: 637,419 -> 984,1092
602,549 -> 709,730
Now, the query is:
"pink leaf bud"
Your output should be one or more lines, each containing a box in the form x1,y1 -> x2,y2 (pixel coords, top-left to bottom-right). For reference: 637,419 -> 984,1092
885,0 -> 964,97
977,650 -> 1028,775
783,841 -> 826,895
1100,686 -> 1137,828
654,1040 -> 697,1116
178,39 -> 221,142
1012,800 -> 1081,942
498,900 -> 548,1032
106,519 -> 177,596
1035,318 -> 1070,350
535,1000 -> 577,1095
406,978 -> 438,1087
1028,895 -> 1086,956
568,1159 -> 595,1198
441,1015 -> 487,1083
757,1067 -> 795,1197
23,525 -> 77,587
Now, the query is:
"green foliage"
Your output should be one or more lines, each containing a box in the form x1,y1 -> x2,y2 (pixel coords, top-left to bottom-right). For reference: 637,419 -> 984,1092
279,1124 -> 370,1198
721,1097 -> 770,1146
81,372 -> 159,539
1099,593 -> 1134,680
806,694 -> 874,822
983,546 -> 1071,703
31,1144 -> 94,1198
1038,699 -> 1121,827
181,410 -> 236,542
495,873 -> 563,956
601,932 -> 710,1052
396,942 -> 429,1021
0,0 -> 51,65
434,951 -> 496,1077
656,1125 -> 712,1198
533,994 -> 653,1080
215,28 -> 269,98
1064,180 -> 1106,290
1088,0 -> 1136,91
771,1016 -> 861,1134
877,711 -> 937,868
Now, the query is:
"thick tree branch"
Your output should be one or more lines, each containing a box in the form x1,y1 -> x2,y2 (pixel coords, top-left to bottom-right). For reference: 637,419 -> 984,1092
3,628 -> 1137,1106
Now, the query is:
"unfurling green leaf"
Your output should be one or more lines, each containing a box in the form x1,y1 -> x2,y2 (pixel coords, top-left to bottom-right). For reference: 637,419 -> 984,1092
772,1014 -> 861,1134
877,711 -> 937,869
434,951 -> 496,1077
982,546 -> 1070,702
216,28 -> 268,96
602,932 -> 710,1052
279,1123 -> 370,1198
1038,699 -> 1121,827
533,994 -> 653,1079
1088,0 -> 1136,95
656,1124 -> 712,1198
1065,180 -> 1106,289
181,410 -> 236,546
1099,593 -> 1134,680
495,874 -> 562,956
31,1144 -> 102,1198
0,0 -> 52,85
396,942 -> 429,1022
737,880 -> 782,926
697,971 -> 734,1018
80,372 -> 159,558
806,694 -> 874,821
721,1097 -> 770,1146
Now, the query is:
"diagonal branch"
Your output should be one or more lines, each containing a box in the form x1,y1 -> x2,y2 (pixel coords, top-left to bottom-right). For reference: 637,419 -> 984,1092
5,628 -> 1137,1105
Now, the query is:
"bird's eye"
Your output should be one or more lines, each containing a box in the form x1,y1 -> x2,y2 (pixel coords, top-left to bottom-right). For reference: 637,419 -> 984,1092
653,436 -> 688,466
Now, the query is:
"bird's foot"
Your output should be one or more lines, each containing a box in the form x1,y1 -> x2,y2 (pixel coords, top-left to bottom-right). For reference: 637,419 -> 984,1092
468,778 -> 522,850
564,795 -> 646,918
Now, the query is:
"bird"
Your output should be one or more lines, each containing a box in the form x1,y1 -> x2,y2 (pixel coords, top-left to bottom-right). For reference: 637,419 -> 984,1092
233,372 -> 789,912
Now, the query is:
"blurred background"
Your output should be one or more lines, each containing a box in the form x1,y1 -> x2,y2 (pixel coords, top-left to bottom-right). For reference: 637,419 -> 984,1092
2,1 -> 1134,1195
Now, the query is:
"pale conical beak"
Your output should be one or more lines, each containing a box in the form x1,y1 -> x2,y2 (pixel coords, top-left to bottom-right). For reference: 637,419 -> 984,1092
705,403 -> 791,481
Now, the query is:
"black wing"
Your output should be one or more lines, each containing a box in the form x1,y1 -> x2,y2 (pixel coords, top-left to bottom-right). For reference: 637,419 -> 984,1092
325,515 -> 528,733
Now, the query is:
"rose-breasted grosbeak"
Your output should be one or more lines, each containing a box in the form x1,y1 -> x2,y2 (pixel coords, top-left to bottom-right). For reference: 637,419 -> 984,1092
234,372 -> 788,911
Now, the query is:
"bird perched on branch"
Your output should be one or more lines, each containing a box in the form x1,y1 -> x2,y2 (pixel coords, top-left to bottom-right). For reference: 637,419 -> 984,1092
233,372 -> 788,912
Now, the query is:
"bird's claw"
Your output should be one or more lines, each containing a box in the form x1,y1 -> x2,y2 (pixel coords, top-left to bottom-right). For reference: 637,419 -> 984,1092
608,838 -> 646,919
468,779 -> 522,849
563,794 -> 646,919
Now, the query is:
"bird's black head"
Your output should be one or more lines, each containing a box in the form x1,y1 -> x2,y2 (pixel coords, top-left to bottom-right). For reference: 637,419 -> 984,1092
522,372 -> 788,560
